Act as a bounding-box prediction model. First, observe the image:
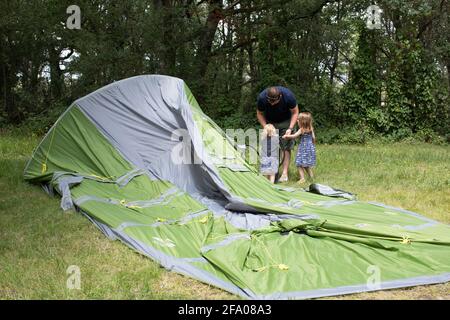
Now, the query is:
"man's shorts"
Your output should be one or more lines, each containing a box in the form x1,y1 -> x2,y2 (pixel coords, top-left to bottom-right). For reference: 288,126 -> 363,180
273,119 -> 295,151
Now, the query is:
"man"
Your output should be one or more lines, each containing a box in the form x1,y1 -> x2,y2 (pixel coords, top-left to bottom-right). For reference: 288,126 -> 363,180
256,86 -> 299,182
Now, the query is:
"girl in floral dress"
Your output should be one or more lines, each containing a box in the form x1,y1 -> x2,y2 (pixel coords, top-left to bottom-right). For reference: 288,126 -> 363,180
283,112 -> 316,184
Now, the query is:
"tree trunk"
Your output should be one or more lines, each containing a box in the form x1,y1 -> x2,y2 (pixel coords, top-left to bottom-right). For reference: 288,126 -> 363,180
49,47 -> 64,100
196,0 -> 224,103
2,63 -> 20,124
237,47 -> 245,114
329,1 -> 341,84
446,61 -> 450,90
162,0 -> 177,74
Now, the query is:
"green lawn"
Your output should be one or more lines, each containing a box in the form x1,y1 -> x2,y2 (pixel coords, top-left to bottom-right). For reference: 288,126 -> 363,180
0,130 -> 449,300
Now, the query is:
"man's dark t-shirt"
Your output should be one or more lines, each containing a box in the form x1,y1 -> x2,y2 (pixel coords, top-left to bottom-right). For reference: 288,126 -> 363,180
257,86 -> 297,124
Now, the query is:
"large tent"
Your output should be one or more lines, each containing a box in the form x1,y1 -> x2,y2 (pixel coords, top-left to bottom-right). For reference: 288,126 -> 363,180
24,75 -> 450,299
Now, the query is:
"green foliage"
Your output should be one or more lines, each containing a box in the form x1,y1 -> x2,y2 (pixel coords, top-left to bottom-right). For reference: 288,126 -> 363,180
317,126 -> 447,145
400,128 -> 447,145
340,27 -> 383,131
1,0 -> 449,143
316,126 -> 370,145
384,39 -> 450,136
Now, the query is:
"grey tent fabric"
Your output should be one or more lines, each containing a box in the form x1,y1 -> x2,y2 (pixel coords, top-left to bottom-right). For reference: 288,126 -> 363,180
75,76 -> 231,201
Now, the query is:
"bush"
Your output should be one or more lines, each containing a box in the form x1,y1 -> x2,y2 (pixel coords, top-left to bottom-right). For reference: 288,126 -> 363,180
1,101 -> 67,137
316,126 -> 448,145
400,128 -> 447,145
316,126 -> 371,145
385,128 -> 414,142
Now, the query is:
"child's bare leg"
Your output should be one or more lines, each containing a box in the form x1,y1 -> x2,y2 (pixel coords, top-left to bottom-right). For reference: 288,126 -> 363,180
269,174 -> 275,183
305,167 -> 314,180
297,167 -> 305,182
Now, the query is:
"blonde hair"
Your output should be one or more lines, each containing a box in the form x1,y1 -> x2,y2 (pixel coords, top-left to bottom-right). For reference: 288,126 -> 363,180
263,124 -> 277,137
298,112 -> 314,134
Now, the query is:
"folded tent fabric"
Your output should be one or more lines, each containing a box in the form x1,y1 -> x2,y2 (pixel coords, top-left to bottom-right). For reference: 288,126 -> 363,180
23,75 -> 450,299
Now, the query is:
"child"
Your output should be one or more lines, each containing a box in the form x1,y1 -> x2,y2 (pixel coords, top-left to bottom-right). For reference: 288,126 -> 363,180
260,124 -> 279,183
283,112 -> 316,184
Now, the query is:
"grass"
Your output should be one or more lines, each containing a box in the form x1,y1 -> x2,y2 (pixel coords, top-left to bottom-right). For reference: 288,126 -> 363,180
0,130 -> 449,300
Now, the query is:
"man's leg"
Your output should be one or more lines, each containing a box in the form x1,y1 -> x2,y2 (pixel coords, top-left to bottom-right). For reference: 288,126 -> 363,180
282,150 -> 290,178
276,119 -> 294,182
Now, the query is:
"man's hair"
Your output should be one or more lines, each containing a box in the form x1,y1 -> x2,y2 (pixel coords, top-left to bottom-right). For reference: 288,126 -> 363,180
267,87 -> 280,99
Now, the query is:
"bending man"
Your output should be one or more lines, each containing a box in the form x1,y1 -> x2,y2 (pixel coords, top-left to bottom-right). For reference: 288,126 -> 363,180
256,86 -> 299,182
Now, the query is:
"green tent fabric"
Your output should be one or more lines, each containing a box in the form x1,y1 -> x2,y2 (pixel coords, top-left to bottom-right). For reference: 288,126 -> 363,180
24,75 -> 450,299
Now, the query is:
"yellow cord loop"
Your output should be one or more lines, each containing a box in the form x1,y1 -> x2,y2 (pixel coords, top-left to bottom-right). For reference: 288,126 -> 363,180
251,234 -> 289,272
278,264 -> 289,270
199,216 -> 209,224
401,235 -> 411,244
119,199 -> 141,210
254,264 -> 290,272
41,125 -> 57,174
89,174 -> 109,181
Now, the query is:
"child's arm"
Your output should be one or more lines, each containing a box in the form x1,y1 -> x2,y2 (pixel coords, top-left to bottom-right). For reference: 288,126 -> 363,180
283,128 -> 302,139
312,128 -> 316,144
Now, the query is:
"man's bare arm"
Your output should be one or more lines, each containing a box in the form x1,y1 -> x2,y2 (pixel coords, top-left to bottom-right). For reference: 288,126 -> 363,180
257,109 -> 267,127
289,105 -> 299,130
